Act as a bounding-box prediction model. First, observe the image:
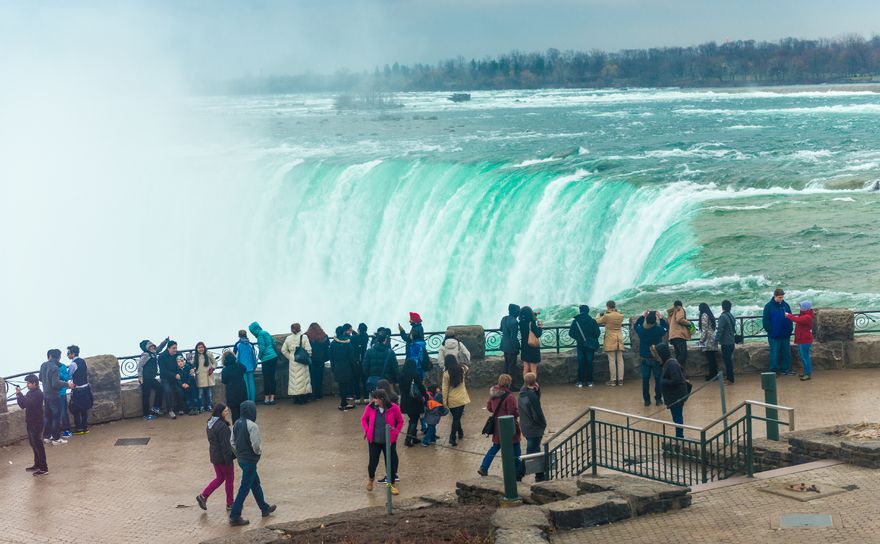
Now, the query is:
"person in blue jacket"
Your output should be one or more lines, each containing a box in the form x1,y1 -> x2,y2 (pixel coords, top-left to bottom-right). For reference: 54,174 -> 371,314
634,310 -> 669,406
249,322 -> 279,404
762,288 -> 794,375
233,330 -> 257,402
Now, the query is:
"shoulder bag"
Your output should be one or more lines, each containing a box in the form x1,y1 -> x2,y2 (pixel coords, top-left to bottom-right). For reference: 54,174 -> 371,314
481,391 -> 510,436
294,335 -> 311,365
527,323 -> 540,349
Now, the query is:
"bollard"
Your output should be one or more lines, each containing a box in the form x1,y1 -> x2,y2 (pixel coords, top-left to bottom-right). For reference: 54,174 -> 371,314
498,415 -> 522,507
385,424 -> 393,514
761,372 -> 779,441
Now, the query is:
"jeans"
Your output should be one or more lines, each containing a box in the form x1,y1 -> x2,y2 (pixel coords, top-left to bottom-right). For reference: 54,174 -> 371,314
669,404 -> 684,438
449,406 -> 465,443
640,358 -> 663,403
199,387 -> 214,411
480,441 -> 522,474
576,346 -> 595,384
59,394 -> 71,432
670,339 -> 688,373
367,441 -> 398,479
141,378 -> 163,414
768,337 -> 792,373
180,386 -> 199,411
202,463 -> 235,506
309,361 -> 325,398
261,358 -> 277,396
162,380 -> 181,413
28,425 -> 48,471
525,436 -> 545,481
503,352 -> 518,377
799,344 -> 813,375
230,462 -> 269,519
721,344 -> 735,382
244,371 -> 256,401
422,424 -> 437,445
43,396 -> 62,440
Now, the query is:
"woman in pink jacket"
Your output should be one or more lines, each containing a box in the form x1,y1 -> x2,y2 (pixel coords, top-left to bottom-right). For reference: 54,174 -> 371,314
361,388 -> 404,495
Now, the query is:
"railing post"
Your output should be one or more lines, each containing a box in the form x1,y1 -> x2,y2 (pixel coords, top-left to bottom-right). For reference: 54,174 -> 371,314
761,372 -> 779,441
745,403 -> 754,477
385,424 -> 393,514
498,416 -> 522,507
543,441 -> 551,480
700,430 -> 708,484
590,409 -> 598,476
555,328 -> 560,354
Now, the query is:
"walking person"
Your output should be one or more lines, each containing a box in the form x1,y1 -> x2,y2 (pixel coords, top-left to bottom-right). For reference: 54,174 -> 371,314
569,305 -> 601,388
399,358 -> 426,447
441,354 -> 470,447
764,288 -> 794,375
597,301 -> 626,386
221,352 -> 247,424
715,300 -> 737,384
249,322 -> 279,404
305,323 -> 331,400
667,301 -> 692,373
330,326 -> 357,411
698,303 -> 720,381
282,323 -> 312,405
158,340 -> 182,419
197,403 -> 236,512
500,304 -> 521,379
16,374 -> 49,475
786,300 -> 815,381
437,327 -> 471,369
228,401 -> 277,526
477,374 -> 522,477
654,343 -> 689,439
519,306 -> 543,380
634,310 -> 668,406
66,345 -> 93,435
361,389 -> 404,495
39,349 -> 66,445
233,330 -> 257,402
193,342 -> 217,412
518,372 -> 547,481
137,338 -> 168,419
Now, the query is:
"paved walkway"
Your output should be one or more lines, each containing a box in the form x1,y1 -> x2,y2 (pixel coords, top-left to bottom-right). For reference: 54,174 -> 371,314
0,368 -> 877,543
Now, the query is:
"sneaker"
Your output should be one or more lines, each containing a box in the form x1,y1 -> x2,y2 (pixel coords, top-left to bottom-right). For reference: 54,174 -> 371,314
229,517 -> 250,527
177,411 -> 185,416
169,411 -> 177,419
51,439 -> 67,445
421,441 -> 430,447
25,465 -> 38,472
261,504 -> 277,517
143,415 -> 155,421
606,381 -> 617,386
377,476 -> 388,484
783,371 -> 796,376
150,408 -> 163,415
226,505 -> 232,512
576,382 -> 583,388
655,399 -> 663,406
73,430 -> 89,435
338,406 -> 346,411
587,382 -> 593,387
366,478 -> 374,491
800,374 -> 812,381
644,400 -> 651,407
43,438 -> 52,444
390,485 -> 399,496
61,431 -> 73,438
33,469 -> 49,476
196,494 -> 207,511
345,404 -> 356,410
477,468 -> 488,477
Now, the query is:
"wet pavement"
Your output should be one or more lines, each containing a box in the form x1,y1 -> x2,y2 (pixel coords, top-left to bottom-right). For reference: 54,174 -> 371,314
0,368 -> 877,543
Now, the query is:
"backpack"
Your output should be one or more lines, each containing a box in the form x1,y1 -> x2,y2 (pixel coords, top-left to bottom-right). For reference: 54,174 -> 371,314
407,341 -> 429,377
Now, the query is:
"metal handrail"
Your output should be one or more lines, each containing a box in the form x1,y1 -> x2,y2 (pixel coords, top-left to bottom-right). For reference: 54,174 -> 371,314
702,400 -> 795,432
589,405 -> 704,432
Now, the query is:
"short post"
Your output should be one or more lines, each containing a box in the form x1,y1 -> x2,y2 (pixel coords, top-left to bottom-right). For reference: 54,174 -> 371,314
761,372 -> 779,441
385,424 -> 393,514
718,371 -> 729,445
498,415 -> 522,507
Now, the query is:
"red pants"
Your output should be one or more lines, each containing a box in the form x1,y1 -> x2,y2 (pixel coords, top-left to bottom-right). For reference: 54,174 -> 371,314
202,463 -> 235,506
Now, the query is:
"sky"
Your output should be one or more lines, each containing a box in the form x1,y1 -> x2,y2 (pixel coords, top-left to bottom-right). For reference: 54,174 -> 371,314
1,0 -> 879,83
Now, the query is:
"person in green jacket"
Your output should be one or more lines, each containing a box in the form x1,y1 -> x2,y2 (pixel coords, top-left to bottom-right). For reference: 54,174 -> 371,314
249,322 -> 279,405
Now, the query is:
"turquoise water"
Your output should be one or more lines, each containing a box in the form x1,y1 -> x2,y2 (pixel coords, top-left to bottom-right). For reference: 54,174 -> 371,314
198,87 -> 880,326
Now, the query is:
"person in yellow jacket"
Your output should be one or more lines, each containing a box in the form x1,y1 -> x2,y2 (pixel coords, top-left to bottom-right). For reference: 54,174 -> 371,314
441,354 -> 470,447
597,301 -> 626,386
667,301 -> 693,373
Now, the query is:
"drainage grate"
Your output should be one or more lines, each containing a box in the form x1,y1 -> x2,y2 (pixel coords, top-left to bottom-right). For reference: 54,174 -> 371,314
779,513 -> 835,528
114,437 -> 150,446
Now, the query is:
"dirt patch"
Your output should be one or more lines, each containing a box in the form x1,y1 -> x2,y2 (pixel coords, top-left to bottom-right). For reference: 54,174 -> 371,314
831,423 -> 880,440
283,504 -> 494,544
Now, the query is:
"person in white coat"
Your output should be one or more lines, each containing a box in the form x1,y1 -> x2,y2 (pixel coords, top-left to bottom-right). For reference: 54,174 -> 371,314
282,323 -> 312,404
437,328 -> 471,370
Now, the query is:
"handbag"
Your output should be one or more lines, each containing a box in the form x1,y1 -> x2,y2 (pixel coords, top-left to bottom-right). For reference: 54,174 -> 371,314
527,324 -> 540,349
294,335 -> 311,365
481,391 -> 510,436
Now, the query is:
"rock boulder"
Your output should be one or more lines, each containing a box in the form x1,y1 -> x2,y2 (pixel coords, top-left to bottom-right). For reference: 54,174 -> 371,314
87,355 -> 123,424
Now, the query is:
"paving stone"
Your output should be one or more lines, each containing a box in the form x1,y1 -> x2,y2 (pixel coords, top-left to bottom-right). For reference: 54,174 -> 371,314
542,491 -> 632,529
494,527 -> 550,544
457,476 -> 534,506
530,479 -> 580,504
200,528 -> 288,544
491,505 -> 551,533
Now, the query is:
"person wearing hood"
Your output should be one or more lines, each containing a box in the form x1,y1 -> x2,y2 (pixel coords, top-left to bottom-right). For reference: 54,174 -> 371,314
477,374 -> 522,478
400,312 -> 431,380
519,373 -> 547,481
634,310 -> 669,406
229,401 -> 276,526
437,328 -> 471,370
221,352 -> 247,424
715,300 -> 737,384
763,288 -> 794,376
158,340 -> 182,419
786,300 -> 815,381
249,322 -> 279,404
352,323 -> 370,404
233,330 -> 257,402
305,323 -> 331,400
500,304 -> 521,379
330,326 -> 357,411
138,337 -> 168,419
399,358 -> 426,447
360,389 -> 404,495
39,349 -> 66,444
197,403 -> 236,512
282,323 -> 312,405
362,330 -> 398,392
569,305 -> 601,388
654,343 -> 689,439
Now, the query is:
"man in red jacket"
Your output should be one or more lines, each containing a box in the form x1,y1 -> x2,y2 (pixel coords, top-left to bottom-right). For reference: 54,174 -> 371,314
786,300 -> 814,381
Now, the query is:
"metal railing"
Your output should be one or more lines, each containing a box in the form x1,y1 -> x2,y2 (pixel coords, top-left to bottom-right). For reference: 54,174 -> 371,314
542,400 -> 795,486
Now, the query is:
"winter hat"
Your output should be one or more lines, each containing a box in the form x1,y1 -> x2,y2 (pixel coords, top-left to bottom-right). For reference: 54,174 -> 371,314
139,340 -> 151,352
335,326 -> 345,337
579,305 -> 590,314
800,300 -> 812,311
508,303 -> 520,316
409,312 -> 422,324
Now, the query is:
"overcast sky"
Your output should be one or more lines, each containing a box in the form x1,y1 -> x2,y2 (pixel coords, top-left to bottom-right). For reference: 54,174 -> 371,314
2,1 -> 880,81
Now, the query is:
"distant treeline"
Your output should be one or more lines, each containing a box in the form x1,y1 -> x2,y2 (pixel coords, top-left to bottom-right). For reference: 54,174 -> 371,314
223,35 -> 880,94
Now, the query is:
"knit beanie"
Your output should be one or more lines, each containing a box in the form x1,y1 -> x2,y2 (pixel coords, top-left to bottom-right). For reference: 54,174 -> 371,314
800,300 -> 812,311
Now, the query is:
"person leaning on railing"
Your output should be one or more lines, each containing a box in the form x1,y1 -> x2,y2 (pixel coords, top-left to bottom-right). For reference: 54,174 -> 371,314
569,305 -> 600,388
653,343 -> 689,439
